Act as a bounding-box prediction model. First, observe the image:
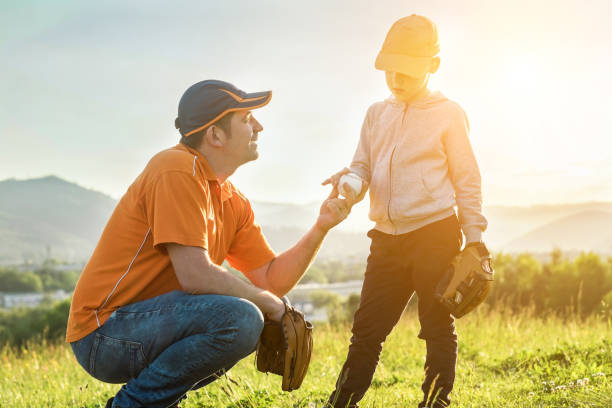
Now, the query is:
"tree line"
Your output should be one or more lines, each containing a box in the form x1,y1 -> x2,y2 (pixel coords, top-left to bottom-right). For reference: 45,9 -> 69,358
489,249 -> 612,317
0,250 -> 611,348
0,263 -> 80,293
305,249 -> 612,323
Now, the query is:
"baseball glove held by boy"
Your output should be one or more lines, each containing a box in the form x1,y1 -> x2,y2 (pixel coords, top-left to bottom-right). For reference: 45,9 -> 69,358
434,243 -> 494,318
256,305 -> 313,391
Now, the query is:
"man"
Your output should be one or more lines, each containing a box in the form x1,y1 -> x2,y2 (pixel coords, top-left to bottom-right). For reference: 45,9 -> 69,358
66,80 -> 351,408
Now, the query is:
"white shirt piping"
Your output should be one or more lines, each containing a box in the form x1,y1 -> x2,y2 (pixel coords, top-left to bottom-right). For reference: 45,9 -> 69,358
94,228 -> 151,327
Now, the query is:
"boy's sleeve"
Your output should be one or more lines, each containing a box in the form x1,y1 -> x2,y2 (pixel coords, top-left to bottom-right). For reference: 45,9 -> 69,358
349,106 -> 374,182
444,106 -> 488,243
145,171 -> 209,250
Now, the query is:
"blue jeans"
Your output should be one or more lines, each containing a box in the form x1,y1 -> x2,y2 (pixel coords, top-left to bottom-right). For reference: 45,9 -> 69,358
71,290 -> 264,408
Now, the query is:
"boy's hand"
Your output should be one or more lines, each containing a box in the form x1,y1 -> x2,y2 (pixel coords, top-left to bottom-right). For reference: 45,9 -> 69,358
323,167 -> 369,205
321,167 -> 370,209
322,167 -> 351,188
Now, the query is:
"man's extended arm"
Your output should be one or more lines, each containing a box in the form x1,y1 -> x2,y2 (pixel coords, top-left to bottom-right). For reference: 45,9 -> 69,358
244,193 -> 352,297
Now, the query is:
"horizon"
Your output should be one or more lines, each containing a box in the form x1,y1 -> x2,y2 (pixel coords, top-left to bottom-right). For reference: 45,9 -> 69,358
3,172 -> 612,262
2,1 -> 611,207
5,174 -> 612,210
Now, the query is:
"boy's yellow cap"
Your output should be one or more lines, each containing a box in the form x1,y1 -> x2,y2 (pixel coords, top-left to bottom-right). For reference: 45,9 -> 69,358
375,15 -> 439,77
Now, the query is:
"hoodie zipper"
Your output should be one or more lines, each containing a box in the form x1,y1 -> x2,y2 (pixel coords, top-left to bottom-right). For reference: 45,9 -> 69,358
386,105 -> 411,235
386,145 -> 397,234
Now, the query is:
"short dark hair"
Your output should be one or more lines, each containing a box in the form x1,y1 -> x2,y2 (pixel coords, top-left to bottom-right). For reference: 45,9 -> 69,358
179,112 -> 234,149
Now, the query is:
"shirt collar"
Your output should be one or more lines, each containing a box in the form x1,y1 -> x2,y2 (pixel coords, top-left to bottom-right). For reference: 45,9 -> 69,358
175,144 -> 233,201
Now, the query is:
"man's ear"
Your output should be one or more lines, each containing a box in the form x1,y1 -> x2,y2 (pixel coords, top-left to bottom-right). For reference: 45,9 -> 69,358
204,125 -> 226,148
430,57 -> 440,74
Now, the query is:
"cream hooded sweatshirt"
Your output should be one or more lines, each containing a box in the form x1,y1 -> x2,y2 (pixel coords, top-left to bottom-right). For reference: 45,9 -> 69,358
349,91 -> 487,243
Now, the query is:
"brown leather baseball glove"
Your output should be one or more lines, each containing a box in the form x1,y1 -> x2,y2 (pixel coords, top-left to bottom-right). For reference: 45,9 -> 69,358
434,242 -> 494,318
255,304 -> 313,391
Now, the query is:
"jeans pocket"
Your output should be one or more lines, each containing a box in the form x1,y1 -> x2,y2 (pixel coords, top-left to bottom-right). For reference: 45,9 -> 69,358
89,332 -> 147,383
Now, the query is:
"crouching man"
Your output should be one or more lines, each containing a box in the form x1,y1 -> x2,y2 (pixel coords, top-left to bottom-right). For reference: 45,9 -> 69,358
66,80 -> 351,408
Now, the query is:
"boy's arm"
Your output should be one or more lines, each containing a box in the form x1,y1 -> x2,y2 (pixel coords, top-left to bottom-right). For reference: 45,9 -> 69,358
348,107 -> 373,182
444,106 -> 488,244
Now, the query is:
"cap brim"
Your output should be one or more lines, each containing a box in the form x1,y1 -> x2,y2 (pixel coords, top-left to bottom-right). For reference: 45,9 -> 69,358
221,89 -> 272,110
375,53 -> 432,77
184,90 -> 272,137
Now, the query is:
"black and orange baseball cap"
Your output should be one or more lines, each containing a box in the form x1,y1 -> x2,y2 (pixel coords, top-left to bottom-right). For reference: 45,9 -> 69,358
175,80 -> 272,137
375,15 -> 439,77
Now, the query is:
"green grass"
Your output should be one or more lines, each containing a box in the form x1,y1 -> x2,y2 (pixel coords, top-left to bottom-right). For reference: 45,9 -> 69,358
1,310 -> 611,407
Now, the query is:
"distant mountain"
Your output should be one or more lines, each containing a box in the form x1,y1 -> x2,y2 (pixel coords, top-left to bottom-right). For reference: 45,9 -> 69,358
0,176 -> 116,264
504,210 -> 612,253
1,176 -> 612,264
484,203 -> 612,251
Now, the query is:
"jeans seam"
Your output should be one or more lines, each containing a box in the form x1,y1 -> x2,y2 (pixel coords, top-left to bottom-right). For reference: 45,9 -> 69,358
130,345 -> 138,378
114,307 -> 162,315
89,333 -> 101,375
138,343 -> 148,367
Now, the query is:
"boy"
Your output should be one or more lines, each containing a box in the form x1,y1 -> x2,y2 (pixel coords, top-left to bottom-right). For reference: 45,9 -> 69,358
323,15 -> 488,408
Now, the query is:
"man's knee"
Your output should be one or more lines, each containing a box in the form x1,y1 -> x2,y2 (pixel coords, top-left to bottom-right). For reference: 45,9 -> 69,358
228,298 -> 264,356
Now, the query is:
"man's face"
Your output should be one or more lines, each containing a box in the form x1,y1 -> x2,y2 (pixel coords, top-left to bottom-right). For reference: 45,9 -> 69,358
223,110 -> 263,165
385,71 -> 430,104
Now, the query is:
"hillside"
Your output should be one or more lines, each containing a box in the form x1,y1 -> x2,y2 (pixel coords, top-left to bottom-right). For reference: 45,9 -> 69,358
0,176 -> 116,264
484,203 -> 612,248
504,210 -> 612,253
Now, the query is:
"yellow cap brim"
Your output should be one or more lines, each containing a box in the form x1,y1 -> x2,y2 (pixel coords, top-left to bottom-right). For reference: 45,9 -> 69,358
375,52 -> 432,77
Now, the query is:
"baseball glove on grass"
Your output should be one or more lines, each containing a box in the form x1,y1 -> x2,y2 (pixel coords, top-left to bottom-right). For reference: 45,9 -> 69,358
434,242 -> 494,318
255,304 -> 313,391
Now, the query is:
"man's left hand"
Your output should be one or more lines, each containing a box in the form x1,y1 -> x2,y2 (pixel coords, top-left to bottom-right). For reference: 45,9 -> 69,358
316,187 -> 352,232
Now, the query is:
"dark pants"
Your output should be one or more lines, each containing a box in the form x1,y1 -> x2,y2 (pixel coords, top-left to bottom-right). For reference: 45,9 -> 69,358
328,215 -> 462,408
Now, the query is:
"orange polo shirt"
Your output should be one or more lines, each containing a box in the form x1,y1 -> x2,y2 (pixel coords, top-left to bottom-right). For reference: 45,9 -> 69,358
66,144 -> 275,342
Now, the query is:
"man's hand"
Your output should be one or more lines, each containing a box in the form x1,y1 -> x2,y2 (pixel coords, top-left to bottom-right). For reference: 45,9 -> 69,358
245,170 -> 358,299
316,186 -> 352,232
255,305 -> 314,392
255,290 -> 286,321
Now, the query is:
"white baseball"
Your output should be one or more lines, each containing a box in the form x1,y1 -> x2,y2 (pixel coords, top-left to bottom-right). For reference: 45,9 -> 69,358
338,173 -> 363,200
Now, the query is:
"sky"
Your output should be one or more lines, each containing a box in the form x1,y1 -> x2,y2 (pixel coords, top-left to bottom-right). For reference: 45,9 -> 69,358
1,0 -> 611,207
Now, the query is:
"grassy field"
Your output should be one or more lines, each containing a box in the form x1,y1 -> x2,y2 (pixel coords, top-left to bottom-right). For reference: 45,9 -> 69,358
1,310 -> 610,408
